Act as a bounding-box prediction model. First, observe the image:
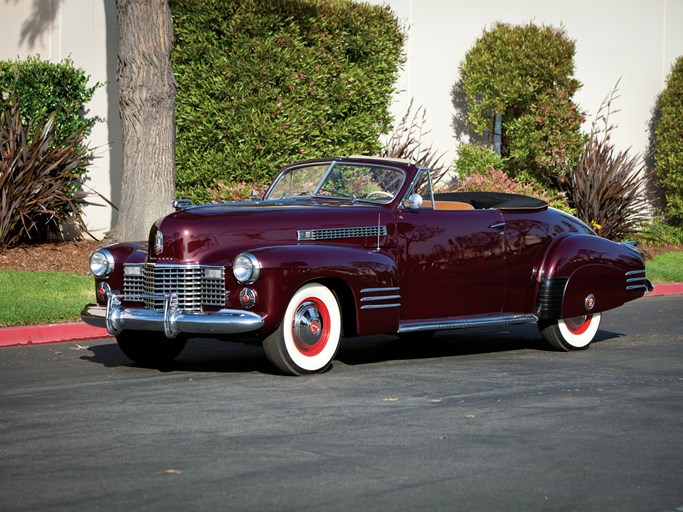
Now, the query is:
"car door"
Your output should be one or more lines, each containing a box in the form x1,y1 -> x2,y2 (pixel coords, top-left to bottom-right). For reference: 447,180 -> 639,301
396,207 -> 507,321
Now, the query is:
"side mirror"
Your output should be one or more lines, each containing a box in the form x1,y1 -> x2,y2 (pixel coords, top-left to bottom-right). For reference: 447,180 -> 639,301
406,193 -> 423,210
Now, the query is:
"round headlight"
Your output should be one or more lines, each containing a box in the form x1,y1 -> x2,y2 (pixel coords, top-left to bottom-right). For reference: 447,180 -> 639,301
89,249 -> 115,277
233,253 -> 260,284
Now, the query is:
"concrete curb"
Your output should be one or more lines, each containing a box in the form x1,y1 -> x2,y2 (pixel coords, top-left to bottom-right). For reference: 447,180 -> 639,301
1,283 -> 681,348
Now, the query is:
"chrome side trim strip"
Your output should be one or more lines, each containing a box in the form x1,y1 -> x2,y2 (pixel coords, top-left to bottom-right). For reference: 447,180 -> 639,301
626,285 -> 648,291
398,314 -> 538,334
361,295 -> 401,302
360,303 -> 401,310
625,269 -> 646,276
360,287 -> 401,310
361,287 -> 400,293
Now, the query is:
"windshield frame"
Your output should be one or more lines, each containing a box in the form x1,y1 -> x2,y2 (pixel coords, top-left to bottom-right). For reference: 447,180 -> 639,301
265,161 -> 407,204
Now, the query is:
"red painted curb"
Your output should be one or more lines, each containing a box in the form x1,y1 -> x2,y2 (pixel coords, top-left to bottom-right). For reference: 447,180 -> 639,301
0,284 -> 680,348
0,322 -> 111,348
649,283 -> 683,296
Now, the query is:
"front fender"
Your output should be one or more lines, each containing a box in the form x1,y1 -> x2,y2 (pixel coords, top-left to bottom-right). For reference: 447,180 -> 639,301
93,242 -> 147,306
536,235 -> 646,319
242,245 -> 399,336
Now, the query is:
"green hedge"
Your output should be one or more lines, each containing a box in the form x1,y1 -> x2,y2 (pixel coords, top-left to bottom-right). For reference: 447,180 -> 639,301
170,0 -> 405,203
0,56 -> 99,172
655,56 -> 683,225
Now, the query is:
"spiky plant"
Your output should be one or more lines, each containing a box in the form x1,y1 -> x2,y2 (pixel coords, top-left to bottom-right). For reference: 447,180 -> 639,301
0,90 -> 94,247
380,99 -> 449,188
570,83 -> 651,240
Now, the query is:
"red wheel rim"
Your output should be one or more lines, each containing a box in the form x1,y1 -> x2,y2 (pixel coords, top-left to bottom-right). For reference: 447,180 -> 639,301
291,297 -> 330,357
565,314 -> 593,336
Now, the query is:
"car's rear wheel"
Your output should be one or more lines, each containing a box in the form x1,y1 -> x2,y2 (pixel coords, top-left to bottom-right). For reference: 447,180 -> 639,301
538,312 -> 602,351
116,330 -> 187,366
263,283 -> 342,375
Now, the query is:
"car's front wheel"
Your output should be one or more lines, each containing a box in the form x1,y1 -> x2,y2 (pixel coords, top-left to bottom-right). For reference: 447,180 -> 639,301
538,312 -> 602,351
116,330 -> 187,366
263,283 -> 342,375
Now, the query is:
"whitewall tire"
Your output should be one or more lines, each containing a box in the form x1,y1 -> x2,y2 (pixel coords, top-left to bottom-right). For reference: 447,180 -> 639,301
539,312 -> 602,351
263,283 -> 342,375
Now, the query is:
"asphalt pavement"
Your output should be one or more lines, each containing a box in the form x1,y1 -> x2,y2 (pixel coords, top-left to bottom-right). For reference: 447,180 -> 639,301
0,295 -> 681,511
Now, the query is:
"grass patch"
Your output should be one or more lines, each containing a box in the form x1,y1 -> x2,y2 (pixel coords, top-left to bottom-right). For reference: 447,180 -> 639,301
0,270 -> 94,327
646,251 -> 683,283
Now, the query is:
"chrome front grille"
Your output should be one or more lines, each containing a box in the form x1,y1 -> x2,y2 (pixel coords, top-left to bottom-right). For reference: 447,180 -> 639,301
123,263 -> 225,311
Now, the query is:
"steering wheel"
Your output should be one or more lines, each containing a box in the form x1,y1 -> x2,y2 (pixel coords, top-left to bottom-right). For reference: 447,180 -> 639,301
365,190 -> 394,200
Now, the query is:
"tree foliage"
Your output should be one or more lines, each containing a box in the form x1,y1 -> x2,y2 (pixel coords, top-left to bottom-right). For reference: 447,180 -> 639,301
654,56 -> 683,225
170,0 -> 405,203
458,22 -> 584,189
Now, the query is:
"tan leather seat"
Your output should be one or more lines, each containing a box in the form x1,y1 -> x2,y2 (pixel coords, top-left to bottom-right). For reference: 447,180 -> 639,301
433,201 -> 474,210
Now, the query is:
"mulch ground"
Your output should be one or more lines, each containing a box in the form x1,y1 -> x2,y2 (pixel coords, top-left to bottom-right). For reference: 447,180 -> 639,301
0,240 -> 102,275
0,240 -> 681,275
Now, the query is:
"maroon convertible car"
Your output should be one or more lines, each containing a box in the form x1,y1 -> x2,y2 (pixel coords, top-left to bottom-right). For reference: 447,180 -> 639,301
82,156 -> 651,375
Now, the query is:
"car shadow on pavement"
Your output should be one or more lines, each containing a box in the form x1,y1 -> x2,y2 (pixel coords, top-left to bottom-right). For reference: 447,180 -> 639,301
81,338 -> 276,374
80,325 -> 626,374
336,324 -> 625,367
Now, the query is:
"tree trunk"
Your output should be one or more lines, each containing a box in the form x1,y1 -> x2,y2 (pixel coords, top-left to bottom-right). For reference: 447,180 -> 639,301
109,0 -> 175,242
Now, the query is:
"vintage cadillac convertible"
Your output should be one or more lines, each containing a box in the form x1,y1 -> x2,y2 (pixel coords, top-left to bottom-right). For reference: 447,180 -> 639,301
82,156 -> 651,375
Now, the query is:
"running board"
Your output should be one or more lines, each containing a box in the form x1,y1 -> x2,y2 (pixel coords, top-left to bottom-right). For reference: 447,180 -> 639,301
398,314 -> 539,334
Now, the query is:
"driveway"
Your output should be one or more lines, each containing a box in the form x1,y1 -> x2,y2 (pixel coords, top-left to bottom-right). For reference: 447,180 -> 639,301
1,296 -> 681,511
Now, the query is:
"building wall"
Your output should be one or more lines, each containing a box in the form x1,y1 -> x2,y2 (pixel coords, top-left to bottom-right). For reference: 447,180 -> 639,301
366,0 -> 683,166
1,0 -> 682,237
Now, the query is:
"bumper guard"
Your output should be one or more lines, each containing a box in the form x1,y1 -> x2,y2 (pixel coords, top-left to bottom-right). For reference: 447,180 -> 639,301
81,292 -> 264,338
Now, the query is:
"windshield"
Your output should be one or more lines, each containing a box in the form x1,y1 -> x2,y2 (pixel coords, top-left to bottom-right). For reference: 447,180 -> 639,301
266,162 -> 405,203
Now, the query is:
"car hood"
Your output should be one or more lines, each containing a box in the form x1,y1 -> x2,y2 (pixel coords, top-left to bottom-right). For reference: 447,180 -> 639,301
148,200 -> 393,264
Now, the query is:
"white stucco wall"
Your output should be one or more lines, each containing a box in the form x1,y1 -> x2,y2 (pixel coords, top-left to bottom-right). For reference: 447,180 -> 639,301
1,0 -> 681,236
0,0 -> 118,240
367,0 -> 683,165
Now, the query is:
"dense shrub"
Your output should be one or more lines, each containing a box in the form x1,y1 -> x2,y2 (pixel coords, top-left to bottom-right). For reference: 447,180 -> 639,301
0,90 -> 94,247
0,58 -> 99,246
170,0 -> 405,203
654,56 -> 683,225
0,57 -> 99,173
457,22 -> 584,189
207,181 -> 269,203
453,143 -> 505,179
571,86 -> 650,240
638,218 -> 683,246
506,88 -> 586,190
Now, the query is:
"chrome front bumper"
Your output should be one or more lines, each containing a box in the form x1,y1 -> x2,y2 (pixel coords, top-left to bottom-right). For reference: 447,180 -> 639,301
81,292 -> 264,338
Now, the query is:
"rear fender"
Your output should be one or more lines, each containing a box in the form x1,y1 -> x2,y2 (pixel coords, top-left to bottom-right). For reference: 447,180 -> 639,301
536,235 -> 646,319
